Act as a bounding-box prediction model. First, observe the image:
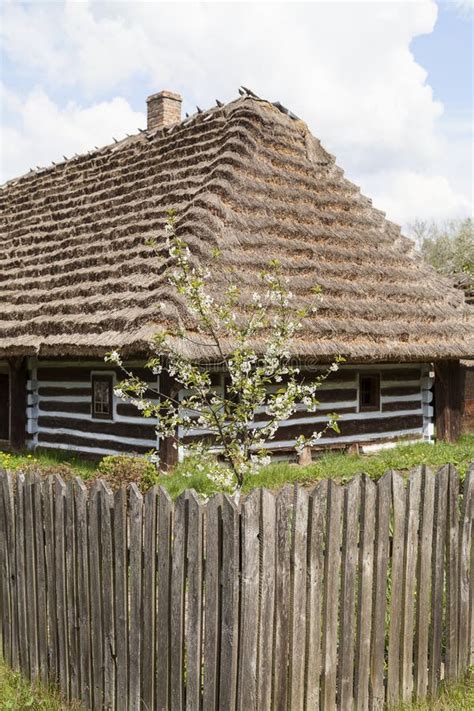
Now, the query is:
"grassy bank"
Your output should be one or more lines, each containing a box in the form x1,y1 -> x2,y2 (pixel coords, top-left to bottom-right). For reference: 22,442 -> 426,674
0,656 -> 82,710
1,434 -> 473,498
391,671 -> 473,710
0,654 -> 471,710
0,449 -> 95,479
160,435 -> 474,499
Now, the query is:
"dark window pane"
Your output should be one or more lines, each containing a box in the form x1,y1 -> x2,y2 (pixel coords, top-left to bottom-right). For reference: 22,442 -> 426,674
91,375 -> 113,419
359,374 -> 380,411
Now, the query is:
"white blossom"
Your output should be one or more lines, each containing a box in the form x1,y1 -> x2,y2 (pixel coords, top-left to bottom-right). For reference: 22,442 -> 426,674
108,212 -> 343,490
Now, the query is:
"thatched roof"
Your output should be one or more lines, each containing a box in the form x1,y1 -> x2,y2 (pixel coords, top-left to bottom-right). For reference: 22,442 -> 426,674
1,94 -> 472,361
454,273 -> 474,306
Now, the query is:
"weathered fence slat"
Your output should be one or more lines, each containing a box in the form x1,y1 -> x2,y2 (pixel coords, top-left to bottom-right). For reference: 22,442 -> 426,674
237,488 -> 260,711
203,493 -> 223,711
304,480 -> 328,711
33,477 -> 48,685
354,476 -> 376,711
88,482 -> 103,709
219,495 -> 239,710
400,468 -> 422,702
458,465 -> 473,673
470,472 -> 474,669
170,492 -> 187,711
156,487 -> 173,711
113,487 -> 128,710
370,471 -> 391,711
257,489 -> 276,711
142,486 -> 158,711
0,464 -> 472,711
387,471 -> 406,705
100,482 -> 115,710
428,465 -> 449,695
65,480 -> 79,699
414,467 -> 435,699
288,487 -> 309,711
15,474 -> 29,675
0,471 -> 16,668
75,478 -> 91,709
186,491 -> 204,711
321,480 -> 343,710
445,465 -> 460,681
54,476 -> 69,698
43,476 -> 58,682
128,485 -> 143,711
272,485 -> 293,711
338,476 -> 361,711
24,474 -> 38,681
0,472 -> 7,663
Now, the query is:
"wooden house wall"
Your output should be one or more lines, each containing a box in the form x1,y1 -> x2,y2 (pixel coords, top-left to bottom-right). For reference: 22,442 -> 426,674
18,359 -> 433,459
26,359 -> 159,457
180,363 -> 433,455
461,362 -> 474,433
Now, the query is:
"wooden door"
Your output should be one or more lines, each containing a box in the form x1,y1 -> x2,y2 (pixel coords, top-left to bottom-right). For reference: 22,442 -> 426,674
0,373 -> 9,440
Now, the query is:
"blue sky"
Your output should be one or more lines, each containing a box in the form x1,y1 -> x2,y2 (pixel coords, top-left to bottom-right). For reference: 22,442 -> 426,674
1,0 -> 472,227
413,0 -> 472,110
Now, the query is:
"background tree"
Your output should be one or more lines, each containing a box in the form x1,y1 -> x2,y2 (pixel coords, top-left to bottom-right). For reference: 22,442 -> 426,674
107,211 -> 342,491
409,217 -> 473,281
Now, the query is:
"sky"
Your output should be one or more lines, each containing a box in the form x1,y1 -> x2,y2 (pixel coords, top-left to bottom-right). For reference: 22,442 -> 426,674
1,0 -> 472,228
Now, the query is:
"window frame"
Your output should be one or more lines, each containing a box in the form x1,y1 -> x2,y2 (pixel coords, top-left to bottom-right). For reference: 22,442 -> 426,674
91,372 -> 115,421
358,372 -> 381,413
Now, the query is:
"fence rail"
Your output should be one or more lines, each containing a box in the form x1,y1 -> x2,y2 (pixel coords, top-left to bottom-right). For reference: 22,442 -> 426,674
0,465 -> 472,710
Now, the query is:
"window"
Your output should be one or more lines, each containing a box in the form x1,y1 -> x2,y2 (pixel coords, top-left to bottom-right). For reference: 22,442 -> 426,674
359,373 -> 380,412
91,374 -> 114,420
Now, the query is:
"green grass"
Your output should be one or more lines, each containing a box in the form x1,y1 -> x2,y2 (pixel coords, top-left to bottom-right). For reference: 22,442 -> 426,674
390,671 -> 473,710
0,654 -> 471,711
157,435 -> 474,499
1,435 -> 473,499
0,656 -> 82,709
0,449 -> 96,479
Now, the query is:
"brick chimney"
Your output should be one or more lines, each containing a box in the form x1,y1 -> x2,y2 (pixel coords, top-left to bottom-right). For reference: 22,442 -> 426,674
146,90 -> 182,131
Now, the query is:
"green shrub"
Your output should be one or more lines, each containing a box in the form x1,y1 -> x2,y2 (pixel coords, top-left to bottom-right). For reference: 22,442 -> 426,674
97,455 -> 159,492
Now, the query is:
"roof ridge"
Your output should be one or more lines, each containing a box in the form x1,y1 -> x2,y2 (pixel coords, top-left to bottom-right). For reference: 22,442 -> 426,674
1,91 -> 292,190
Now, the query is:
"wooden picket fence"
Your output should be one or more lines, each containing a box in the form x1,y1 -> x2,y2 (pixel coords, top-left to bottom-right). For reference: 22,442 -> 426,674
0,465 -> 472,710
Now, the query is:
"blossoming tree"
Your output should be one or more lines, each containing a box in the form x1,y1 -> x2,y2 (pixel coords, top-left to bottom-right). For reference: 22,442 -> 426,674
107,211 -> 343,491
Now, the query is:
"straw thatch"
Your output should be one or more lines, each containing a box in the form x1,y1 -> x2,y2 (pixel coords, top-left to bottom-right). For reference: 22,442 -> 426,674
454,273 -> 474,306
1,95 -> 472,361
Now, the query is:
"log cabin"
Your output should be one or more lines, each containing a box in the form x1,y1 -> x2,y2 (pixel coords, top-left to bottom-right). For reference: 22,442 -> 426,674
1,90 -> 473,466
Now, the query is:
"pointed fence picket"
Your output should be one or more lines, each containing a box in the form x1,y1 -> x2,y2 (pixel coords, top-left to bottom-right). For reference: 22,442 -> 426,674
0,464 -> 472,710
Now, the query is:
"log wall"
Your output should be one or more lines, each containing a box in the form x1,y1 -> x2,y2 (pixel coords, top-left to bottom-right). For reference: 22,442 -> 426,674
17,359 -> 433,459
182,363 -> 432,456
26,359 -> 159,457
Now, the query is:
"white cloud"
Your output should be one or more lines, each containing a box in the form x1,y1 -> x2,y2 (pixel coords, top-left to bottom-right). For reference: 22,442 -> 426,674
1,0 -> 471,225
364,169 -> 472,224
0,85 -> 144,182
449,0 -> 474,17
